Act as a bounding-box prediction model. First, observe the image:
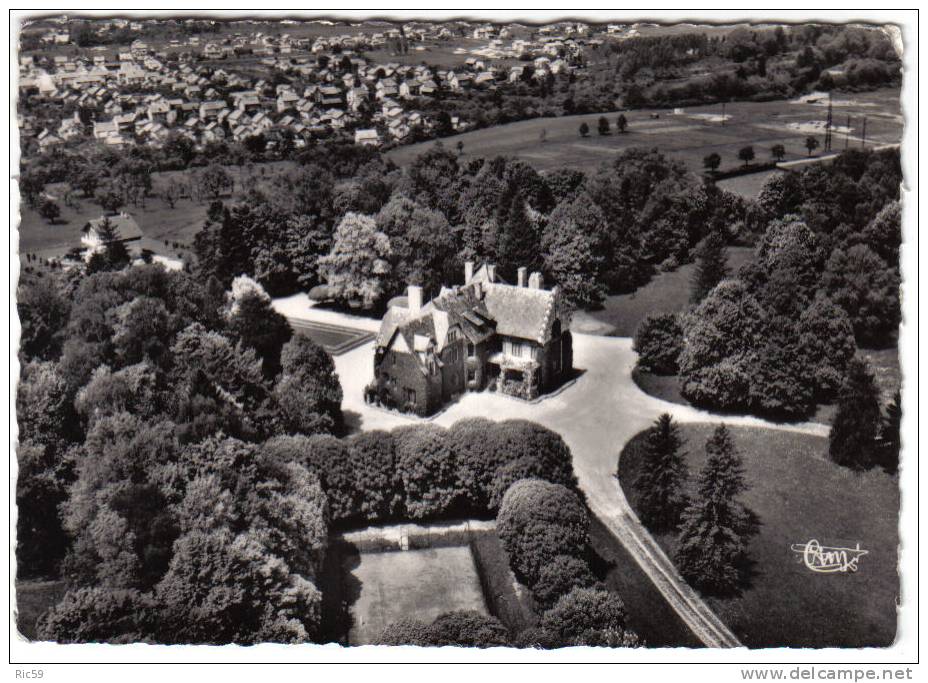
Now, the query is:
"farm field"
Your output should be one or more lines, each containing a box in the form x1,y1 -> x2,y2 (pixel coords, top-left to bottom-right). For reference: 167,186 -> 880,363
618,424 -> 899,648
387,88 -> 903,175
344,546 -> 488,645
572,246 -> 756,336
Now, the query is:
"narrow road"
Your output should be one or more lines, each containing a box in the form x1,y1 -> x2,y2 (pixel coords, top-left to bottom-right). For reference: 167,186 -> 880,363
276,300 -> 827,648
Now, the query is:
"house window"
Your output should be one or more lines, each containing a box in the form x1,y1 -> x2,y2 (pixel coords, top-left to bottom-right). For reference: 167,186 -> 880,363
467,342 -> 475,358
392,352 -> 397,366
467,367 -> 476,382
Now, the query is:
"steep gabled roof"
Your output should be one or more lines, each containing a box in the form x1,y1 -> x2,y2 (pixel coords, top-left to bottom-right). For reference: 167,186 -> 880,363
480,282 -> 557,344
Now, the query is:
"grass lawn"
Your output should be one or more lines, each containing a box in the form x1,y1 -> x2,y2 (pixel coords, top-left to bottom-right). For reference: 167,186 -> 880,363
15,579 -> 67,640
572,246 -> 755,336
386,89 -> 902,175
342,545 -> 489,645
288,319 -> 375,355
618,424 -> 899,648
715,169 -> 785,199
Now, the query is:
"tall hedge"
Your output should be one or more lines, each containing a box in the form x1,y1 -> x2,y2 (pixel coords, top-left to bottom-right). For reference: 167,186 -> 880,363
496,479 -> 589,586
348,430 -> 402,521
488,420 -> 578,510
393,424 -> 459,519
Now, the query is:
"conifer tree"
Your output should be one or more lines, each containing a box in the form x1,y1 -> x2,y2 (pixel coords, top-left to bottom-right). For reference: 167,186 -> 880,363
690,232 -> 730,303
495,186 -> 541,276
879,390 -> 901,474
633,414 -> 689,532
829,358 -> 882,470
675,425 -> 754,596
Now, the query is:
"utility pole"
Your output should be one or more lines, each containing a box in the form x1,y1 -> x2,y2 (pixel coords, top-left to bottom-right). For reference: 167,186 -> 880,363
824,92 -> 833,152
861,116 -> 868,150
845,114 -> 851,151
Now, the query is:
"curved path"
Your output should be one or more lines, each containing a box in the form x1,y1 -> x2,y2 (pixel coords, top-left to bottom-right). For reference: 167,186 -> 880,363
280,302 -> 828,649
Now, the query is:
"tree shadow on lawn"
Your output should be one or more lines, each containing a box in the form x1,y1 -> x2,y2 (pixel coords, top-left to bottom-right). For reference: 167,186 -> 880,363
319,540 -> 363,645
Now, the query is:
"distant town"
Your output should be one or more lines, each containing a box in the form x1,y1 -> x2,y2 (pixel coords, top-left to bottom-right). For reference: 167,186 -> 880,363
18,17 -> 609,152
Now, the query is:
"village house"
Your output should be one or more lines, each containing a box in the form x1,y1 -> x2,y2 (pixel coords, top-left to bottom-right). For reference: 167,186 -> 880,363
370,262 -> 573,416
354,128 -> 381,146
81,212 -> 144,258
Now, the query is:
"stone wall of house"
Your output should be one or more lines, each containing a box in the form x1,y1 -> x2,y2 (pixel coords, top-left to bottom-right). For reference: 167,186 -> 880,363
374,349 -> 442,416
438,338 -> 466,403
466,340 -> 491,390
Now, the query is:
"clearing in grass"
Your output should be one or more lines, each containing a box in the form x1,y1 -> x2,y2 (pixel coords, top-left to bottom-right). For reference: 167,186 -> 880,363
344,545 -> 489,645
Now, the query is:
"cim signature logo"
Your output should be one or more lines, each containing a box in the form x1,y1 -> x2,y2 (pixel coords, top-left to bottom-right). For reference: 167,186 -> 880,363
790,539 -> 869,574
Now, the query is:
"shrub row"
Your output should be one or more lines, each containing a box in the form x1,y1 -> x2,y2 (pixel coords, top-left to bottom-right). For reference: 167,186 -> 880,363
263,418 -> 578,527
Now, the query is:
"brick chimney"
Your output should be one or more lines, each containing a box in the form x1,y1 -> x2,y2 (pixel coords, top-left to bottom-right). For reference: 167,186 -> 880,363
464,260 -> 474,283
528,272 -> 544,289
408,285 -> 423,312
517,267 -> 527,287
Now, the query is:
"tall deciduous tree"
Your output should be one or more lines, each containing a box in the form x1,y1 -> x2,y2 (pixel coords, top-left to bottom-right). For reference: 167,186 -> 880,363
633,414 -> 689,532
317,212 -> 393,310
822,244 -> 900,347
703,153 -> 721,173
542,191 -> 609,309
375,194 -> 456,297
274,333 -> 343,437
616,114 -> 628,133
223,276 -> 292,377
805,136 -> 819,156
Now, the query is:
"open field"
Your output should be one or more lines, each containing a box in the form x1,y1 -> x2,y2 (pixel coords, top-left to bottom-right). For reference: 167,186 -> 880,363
572,246 -> 756,336
386,88 -> 902,175
715,169 -> 784,199
618,424 -> 899,648
343,545 -> 488,645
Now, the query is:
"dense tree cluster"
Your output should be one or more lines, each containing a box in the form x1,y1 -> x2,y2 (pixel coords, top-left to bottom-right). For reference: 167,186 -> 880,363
655,149 -> 902,420
188,145 -> 748,312
612,26 -> 899,108
633,313 -> 684,375
494,478 -> 639,647
16,262 -> 348,641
